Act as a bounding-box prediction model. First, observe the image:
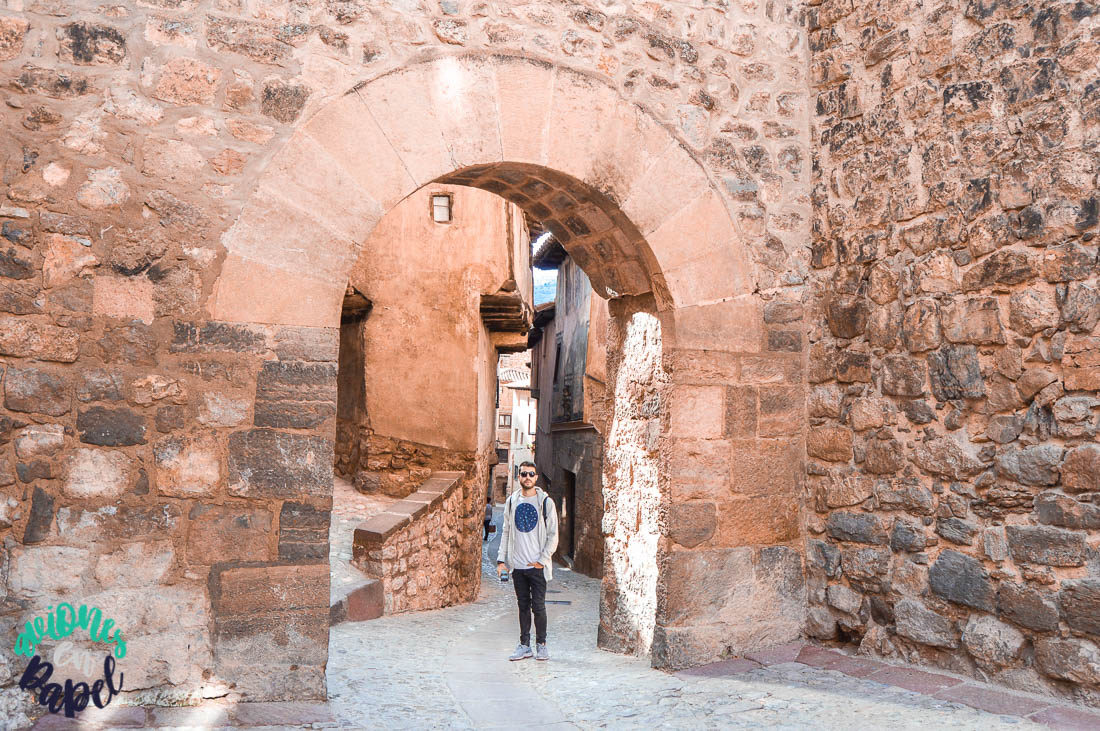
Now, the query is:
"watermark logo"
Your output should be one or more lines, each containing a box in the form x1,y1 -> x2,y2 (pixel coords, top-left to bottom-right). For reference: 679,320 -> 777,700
14,603 -> 127,719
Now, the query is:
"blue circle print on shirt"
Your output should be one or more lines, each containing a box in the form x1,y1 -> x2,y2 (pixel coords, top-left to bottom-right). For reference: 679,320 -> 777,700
515,502 -> 539,533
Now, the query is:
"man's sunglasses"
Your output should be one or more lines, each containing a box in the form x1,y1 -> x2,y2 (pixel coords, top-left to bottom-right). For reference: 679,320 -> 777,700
519,471 -> 536,478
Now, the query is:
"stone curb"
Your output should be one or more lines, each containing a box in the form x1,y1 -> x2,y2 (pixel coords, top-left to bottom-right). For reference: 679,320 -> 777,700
677,641 -> 1100,730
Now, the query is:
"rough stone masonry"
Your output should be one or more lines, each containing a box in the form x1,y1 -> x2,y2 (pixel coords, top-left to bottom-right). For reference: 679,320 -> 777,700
806,0 -> 1100,709
0,0 -> 1095,722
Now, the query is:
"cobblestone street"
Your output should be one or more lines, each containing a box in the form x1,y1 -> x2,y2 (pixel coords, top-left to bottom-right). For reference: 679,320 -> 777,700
30,507 -> 1100,730
322,509 -> 1099,730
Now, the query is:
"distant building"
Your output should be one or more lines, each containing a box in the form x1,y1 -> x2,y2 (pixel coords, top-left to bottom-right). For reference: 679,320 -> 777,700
491,352 -> 535,502
529,238 -> 608,578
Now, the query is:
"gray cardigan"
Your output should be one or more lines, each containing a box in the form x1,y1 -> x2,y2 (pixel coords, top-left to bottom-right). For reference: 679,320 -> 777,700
496,487 -> 559,581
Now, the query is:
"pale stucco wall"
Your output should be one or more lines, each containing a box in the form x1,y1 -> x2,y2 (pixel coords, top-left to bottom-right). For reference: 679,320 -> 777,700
349,185 -> 531,453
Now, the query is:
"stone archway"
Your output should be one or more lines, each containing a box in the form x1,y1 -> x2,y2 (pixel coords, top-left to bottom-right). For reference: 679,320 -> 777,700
206,53 -> 806,693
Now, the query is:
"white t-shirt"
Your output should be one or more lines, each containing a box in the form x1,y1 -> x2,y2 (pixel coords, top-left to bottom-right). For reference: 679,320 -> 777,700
512,494 -> 543,568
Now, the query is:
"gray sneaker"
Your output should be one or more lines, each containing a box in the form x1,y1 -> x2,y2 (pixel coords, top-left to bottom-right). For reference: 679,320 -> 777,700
509,643 -> 533,661
536,643 -> 549,661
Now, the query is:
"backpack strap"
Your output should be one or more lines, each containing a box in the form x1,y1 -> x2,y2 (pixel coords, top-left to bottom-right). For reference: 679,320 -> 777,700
542,495 -> 549,522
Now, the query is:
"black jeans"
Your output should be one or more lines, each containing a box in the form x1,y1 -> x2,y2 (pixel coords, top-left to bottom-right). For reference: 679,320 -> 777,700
483,520 -> 491,539
512,568 -> 547,646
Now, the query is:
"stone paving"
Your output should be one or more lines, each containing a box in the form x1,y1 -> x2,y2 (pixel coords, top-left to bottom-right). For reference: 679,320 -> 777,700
329,476 -> 395,606
27,504 -> 1100,730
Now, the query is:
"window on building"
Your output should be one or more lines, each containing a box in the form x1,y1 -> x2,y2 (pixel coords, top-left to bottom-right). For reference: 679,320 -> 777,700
431,193 -> 452,223
552,337 -> 563,384
498,414 -> 511,427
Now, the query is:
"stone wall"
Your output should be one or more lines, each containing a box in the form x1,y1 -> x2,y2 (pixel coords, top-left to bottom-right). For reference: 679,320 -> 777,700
808,0 -> 1100,707
598,298 -> 667,657
353,471 -> 467,614
0,0 -> 810,710
0,321 -> 337,715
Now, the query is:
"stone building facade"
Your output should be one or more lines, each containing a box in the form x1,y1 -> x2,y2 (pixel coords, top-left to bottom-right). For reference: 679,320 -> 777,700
0,0 -> 1095,720
329,183 -> 533,621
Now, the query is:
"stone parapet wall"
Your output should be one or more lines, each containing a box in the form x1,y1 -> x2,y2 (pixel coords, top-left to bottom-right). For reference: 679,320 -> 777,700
808,0 -> 1100,707
352,471 -> 468,614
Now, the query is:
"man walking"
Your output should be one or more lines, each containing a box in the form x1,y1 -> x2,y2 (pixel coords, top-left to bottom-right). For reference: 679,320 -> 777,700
497,461 -> 558,661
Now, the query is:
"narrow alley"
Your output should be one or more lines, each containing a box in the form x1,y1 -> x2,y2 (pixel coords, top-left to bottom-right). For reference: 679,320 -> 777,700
320,514 -> 1085,730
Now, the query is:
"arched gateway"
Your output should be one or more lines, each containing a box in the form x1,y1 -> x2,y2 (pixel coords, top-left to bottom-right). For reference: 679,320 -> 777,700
202,53 -> 807,698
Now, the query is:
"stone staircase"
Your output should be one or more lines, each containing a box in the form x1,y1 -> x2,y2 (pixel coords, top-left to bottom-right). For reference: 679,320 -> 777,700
329,574 -> 384,625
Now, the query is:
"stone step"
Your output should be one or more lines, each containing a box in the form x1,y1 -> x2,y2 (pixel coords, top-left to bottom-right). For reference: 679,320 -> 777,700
330,577 -> 384,625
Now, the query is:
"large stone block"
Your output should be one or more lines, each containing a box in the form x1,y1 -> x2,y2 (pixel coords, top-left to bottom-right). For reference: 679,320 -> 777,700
668,501 -> 716,548
1063,336 -> 1100,391
171,321 -> 267,354
669,386 -> 724,438
756,385 -> 802,436
717,495 -> 800,546
210,563 -> 328,699
840,547 -> 890,593
961,615 -> 1026,670
1009,288 -> 1059,336
875,479 -> 936,516
1060,580 -> 1100,637
279,501 -> 330,561
826,512 -> 888,545
1035,637 -> 1100,686
63,447 -> 131,499
660,547 -> 755,627
1006,525 -> 1087,567
58,22 -> 126,65
188,505 -> 272,564
153,57 -> 220,105
997,582 -> 1060,632
253,360 -> 337,429
901,299 -> 941,352
57,503 -> 182,542
1035,492 -> 1100,530
1061,444 -> 1100,493
14,424 -> 64,459
724,385 -> 758,438
154,433 -> 221,497
895,599 -> 958,649
95,540 -> 175,586
228,429 -> 333,499
927,344 -> 985,400
0,16 -> 28,60
3,367 -> 70,416
728,438 -> 802,495
669,439 -> 731,499
77,405 -> 147,446
911,435 -> 983,479
8,545 -> 92,598
806,426 -> 853,463
941,297 -> 1005,344
929,549 -> 995,611
995,444 -> 1063,486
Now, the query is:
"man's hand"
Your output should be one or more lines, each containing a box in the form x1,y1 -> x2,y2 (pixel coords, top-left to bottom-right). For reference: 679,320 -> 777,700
497,562 -> 506,576
532,562 -> 544,569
